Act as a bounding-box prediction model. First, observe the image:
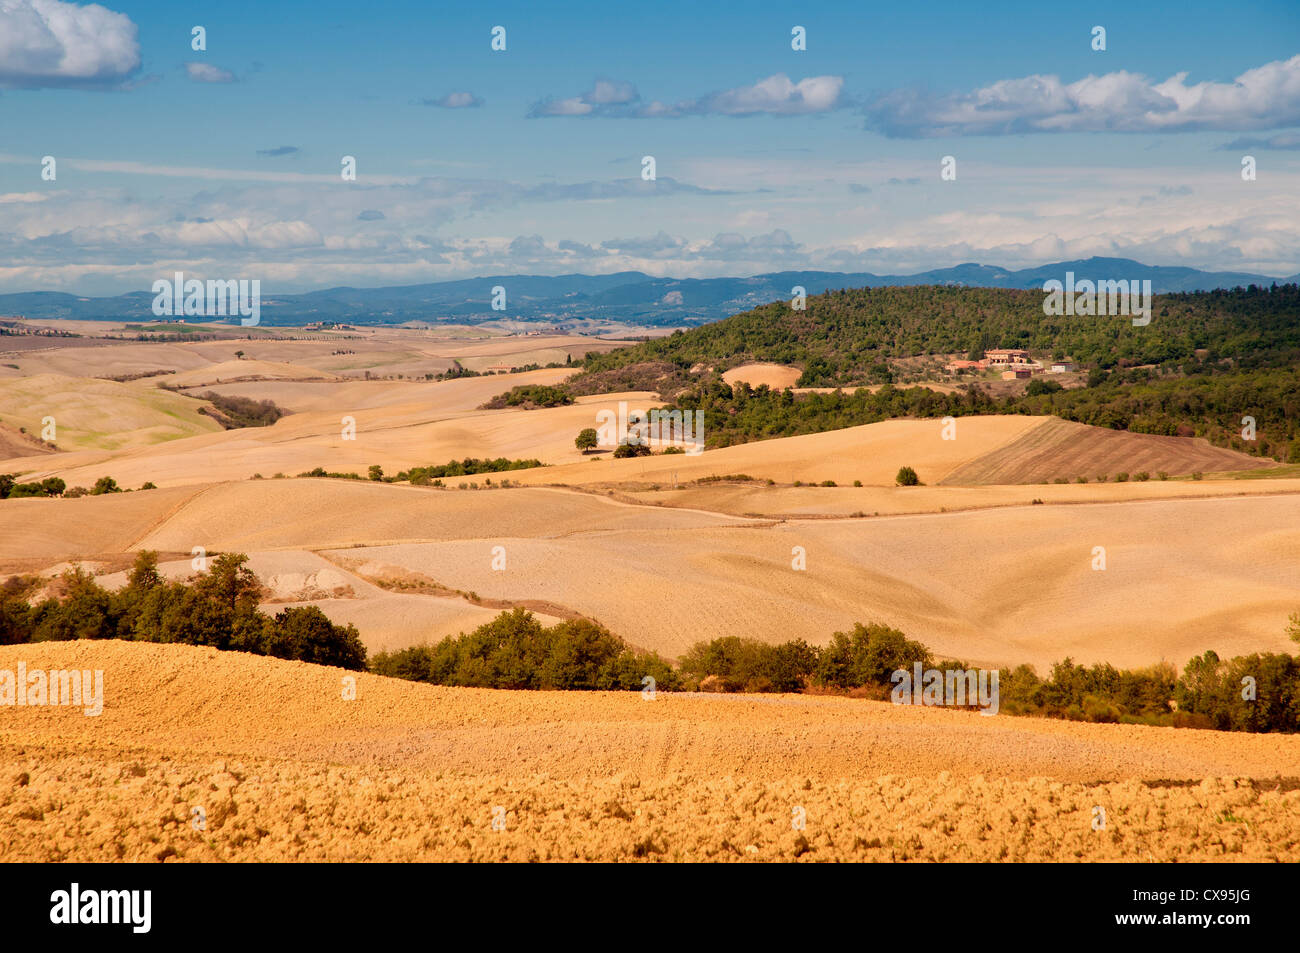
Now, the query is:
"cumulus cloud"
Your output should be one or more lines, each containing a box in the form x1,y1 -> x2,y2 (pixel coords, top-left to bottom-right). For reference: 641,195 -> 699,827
697,229 -> 803,260
863,55 -> 1300,137
419,91 -> 483,108
0,0 -> 140,88
529,74 -> 844,118
186,62 -> 236,84
600,231 -> 685,257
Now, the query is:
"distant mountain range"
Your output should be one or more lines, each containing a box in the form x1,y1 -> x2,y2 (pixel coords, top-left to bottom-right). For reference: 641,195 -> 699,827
2,258 -> 1295,328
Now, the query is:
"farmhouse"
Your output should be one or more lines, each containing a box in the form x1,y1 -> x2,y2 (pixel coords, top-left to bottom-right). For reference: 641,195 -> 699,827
984,348 -> 1032,365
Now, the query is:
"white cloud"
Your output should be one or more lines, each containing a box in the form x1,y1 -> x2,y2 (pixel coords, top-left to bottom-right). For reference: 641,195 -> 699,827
186,62 -> 236,84
0,0 -> 140,88
864,55 -> 1300,137
698,74 -> 844,116
529,74 -> 845,118
420,91 -> 483,108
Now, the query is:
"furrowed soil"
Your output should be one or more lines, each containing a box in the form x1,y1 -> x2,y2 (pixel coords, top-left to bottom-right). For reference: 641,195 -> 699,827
2,642 -> 1296,862
942,417 -> 1271,485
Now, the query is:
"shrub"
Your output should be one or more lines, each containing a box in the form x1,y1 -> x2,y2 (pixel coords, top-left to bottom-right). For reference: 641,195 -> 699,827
677,636 -> 816,693
612,443 -> 651,458
369,608 -> 677,691
199,392 -> 284,428
814,622 -> 931,690
91,476 -> 121,495
895,466 -> 920,486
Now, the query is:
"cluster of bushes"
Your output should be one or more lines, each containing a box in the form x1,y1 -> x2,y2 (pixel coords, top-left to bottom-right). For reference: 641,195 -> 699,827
0,552 -> 365,670
394,457 -> 544,484
479,385 -> 574,409
1,475 -> 65,498
433,361 -> 480,381
676,629 -> 1300,733
368,609 -> 1300,734
1,474 -> 146,500
297,467 -> 364,480
676,623 -> 930,695
369,608 -> 675,690
198,392 -> 285,428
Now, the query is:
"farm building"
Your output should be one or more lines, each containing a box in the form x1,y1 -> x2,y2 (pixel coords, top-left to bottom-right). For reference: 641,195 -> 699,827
985,348 -> 1032,365
1001,368 -> 1033,380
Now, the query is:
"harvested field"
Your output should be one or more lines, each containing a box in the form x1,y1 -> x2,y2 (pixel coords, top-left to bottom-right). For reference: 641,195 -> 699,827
0,422 -> 53,459
1,641 -> 1296,862
942,417 -> 1270,485
510,415 -> 1048,487
6,479 -> 1299,667
722,362 -> 803,389
0,374 -> 222,451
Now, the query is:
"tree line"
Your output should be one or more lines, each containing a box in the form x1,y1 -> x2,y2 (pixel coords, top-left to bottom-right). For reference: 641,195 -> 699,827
0,552 -> 365,670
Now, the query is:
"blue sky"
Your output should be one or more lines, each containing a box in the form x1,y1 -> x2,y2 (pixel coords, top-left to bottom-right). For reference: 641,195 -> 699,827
1,0 -> 1298,294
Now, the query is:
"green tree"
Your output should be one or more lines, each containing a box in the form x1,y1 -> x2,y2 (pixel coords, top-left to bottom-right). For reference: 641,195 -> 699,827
575,428 -> 599,453
895,466 -> 920,486
368,464 -> 384,481
266,605 -> 366,670
91,476 -> 121,495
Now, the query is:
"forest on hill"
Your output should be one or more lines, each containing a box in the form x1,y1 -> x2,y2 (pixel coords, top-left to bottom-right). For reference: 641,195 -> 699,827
578,283 -> 1300,387
541,283 -> 1300,461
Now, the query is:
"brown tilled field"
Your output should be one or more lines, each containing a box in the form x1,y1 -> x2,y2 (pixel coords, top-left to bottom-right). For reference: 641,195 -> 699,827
942,417 -> 1272,485
2,642 -> 1296,862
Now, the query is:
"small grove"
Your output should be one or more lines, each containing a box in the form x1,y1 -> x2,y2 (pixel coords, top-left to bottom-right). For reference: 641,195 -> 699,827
1,474 -> 151,500
0,552 -> 365,670
374,613 -> 1300,734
